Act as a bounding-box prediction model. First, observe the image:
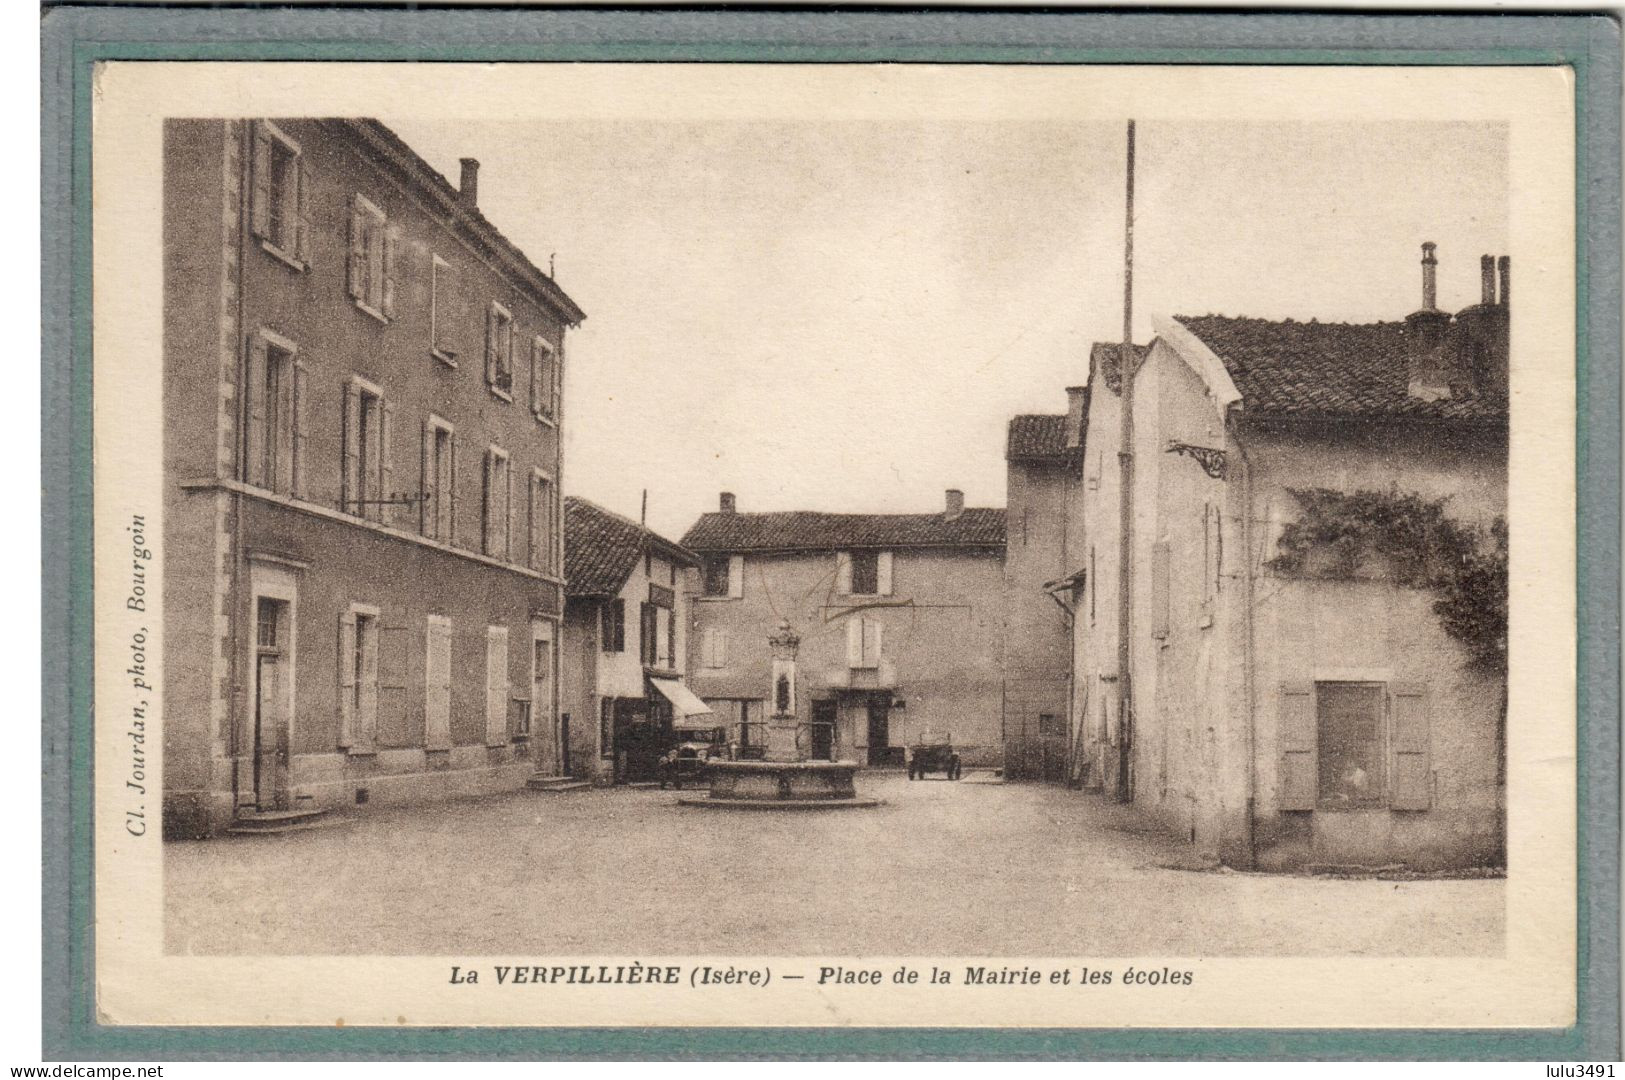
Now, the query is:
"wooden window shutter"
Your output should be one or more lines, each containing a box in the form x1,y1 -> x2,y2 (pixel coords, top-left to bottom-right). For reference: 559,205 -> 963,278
527,476 -> 540,569
244,335 -> 269,486
346,195 -> 365,301
846,618 -> 863,668
480,451 -> 493,555
381,226 -> 398,320
419,420 -> 432,535
529,338 -> 542,417
835,552 -> 853,595
485,626 -> 509,746
601,603 -> 614,652
1390,683 -> 1432,810
340,381 -> 359,513
551,345 -> 562,422
877,551 -> 894,596
504,459 -> 513,560
1277,682 -> 1317,811
485,305 -> 499,386
378,399 -> 395,524
294,156 -> 313,266
613,599 -> 625,653
290,360 -> 308,498
337,610 -> 357,749
727,555 -> 744,598
274,353 -> 296,494
358,618 -> 380,752
447,434 -> 458,544
865,620 -> 883,668
1151,540 -> 1171,639
424,617 -> 453,751
250,122 -> 272,239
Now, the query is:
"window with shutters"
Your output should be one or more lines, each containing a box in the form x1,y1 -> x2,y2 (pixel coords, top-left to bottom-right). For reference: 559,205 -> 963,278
528,470 -> 557,573
338,604 -> 380,754
341,378 -> 390,522
701,557 -> 730,597
430,255 -> 457,365
701,628 -> 729,670
244,329 -> 306,497
485,625 -> 510,746
530,335 -> 559,425
639,602 -> 658,666
601,599 -> 625,654
421,416 -> 455,542
249,121 -> 310,270
481,446 -> 511,560
346,194 -> 394,322
424,615 -> 453,752
1316,683 -> 1386,809
847,617 -> 883,670
850,551 -> 880,595
486,302 -> 515,399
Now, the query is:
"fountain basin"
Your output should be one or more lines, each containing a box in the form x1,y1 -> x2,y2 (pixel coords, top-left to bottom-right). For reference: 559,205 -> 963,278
677,760 -> 882,810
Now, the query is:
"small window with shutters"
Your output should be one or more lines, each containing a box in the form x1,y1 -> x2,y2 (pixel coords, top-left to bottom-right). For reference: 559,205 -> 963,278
530,335 -> 560,425
249,120 -> 310,270
244,329 -> 307,498
420,416 -> 455,543
528,470 -> 557,573
346,193 -> 395,322
341,377 -> 391,523
846,617 -> 883,670
481,446 -> 512,560
601,599 -> 625,654
1315,682 -> 1386,809
429,255 -> 457,365
1279,681 -> 1429,812
701,557 -> 730,597
338,603 -> 381,754
424,615 -> 453,752
485,302 -> 515,400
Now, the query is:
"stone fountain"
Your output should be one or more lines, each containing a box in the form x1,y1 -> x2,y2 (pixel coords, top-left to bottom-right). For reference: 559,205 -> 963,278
680,620 -> 880,809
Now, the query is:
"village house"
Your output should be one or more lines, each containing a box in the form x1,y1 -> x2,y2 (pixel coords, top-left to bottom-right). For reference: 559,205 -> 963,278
162,119 -> 583,836
559,496 -> 704,784
1001,412 -> 1085,781
1064,245 -> 1508,871
681,492 -> 1007,767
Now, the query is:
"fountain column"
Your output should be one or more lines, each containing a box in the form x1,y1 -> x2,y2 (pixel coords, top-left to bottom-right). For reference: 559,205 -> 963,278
764,619 -> 802,762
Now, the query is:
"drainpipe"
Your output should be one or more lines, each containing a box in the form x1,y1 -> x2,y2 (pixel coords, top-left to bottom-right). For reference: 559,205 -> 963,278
1232,418 -> 1258,868
229,120 -> 251,820
1115,120 -> 1136,803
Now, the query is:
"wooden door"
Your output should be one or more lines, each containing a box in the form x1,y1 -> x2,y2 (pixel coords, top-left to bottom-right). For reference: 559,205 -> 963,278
866,694 -> 891,766
810,699 -> 836,761
253,654 -> 288,811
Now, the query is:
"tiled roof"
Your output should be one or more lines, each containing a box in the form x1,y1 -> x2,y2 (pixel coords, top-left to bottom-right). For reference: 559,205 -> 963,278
1007,414 -> 1082,463
564,497 -> 697,599
682,508 -> 1006,554
1175,315 -> 1508,422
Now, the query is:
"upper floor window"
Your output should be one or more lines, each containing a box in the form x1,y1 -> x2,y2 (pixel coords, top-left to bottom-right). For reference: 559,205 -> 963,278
244,328 -> 307,497
1278,682 -> 1432,813
639,602 -> 658,667
846,617 -> 883,670
250,121 -> 310,269
341,377 -> 392,523
486,302 -> 515,399
528,470 -> 558,574
530,335 -> 559,424
430,255 -> 457,365
601,598 -> 626,654
347,194 -> 396,322
701,554 -> 744,598
482,446 -> 512,560
837,550 -> 892,597
421,416 -> 455,543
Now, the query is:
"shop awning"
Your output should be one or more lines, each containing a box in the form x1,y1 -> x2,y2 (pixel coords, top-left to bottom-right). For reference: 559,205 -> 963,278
649,677 -> 713,718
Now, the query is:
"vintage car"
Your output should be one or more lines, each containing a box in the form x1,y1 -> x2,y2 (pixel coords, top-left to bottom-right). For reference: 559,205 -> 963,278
907,731 -> 962,780
658,724 -> 726,789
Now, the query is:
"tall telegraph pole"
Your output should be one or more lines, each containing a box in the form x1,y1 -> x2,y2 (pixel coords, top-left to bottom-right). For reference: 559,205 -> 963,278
1116,120 -> 1136,803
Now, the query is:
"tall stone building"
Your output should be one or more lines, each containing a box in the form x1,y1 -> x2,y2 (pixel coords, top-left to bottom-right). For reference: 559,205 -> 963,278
163,119 -> 583,836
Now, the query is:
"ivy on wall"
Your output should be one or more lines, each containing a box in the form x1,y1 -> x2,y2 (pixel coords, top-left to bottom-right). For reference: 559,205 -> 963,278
1267,488 -> 1507,672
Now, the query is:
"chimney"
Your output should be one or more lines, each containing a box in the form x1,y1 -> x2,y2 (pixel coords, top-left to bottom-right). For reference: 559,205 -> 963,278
1480,254 -> 1496,306
719,492 -> 736,514
1497,255 -> 1511,307
1406,242 -> 1454,401
1065,386 -> 1087,450
458,158 -> 480,208
944,489 -> 964,521
1421,241 -> 1439,310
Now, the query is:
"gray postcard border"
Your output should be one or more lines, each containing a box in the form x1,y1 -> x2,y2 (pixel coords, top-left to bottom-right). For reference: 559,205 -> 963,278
40,5 -> 1621,1062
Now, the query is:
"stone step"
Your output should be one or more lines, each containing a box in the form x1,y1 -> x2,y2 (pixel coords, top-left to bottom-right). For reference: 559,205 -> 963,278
227,807 -> 341,835
526,776 -> 592,793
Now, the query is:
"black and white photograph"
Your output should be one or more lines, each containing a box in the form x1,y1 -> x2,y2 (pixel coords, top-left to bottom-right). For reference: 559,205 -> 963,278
84,60 -> 1579,1032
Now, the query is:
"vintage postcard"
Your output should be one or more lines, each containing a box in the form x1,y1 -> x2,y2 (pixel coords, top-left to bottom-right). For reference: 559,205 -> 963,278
86,59 -> 1578,1033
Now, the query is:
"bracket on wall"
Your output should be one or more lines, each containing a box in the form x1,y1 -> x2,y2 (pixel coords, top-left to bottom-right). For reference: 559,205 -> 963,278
1164,441 -> 1228,480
